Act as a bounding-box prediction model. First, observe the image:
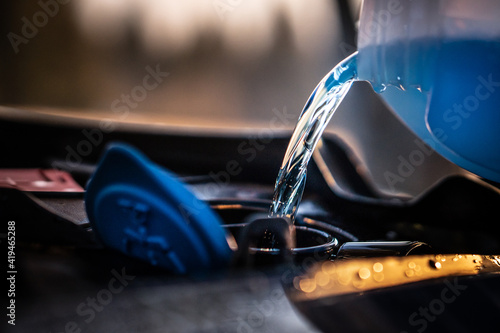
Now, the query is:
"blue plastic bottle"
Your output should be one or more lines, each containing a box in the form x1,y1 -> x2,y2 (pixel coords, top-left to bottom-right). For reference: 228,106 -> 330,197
357,0 -> 500,182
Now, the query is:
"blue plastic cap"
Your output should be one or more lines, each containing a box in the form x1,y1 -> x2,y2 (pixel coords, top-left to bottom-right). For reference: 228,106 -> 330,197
85,143 -> 233,274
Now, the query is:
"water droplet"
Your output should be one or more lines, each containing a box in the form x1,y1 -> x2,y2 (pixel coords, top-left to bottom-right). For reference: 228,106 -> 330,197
408,262 -> 416,269
338,272 -> 351,286
352,279 -> 366,289
373,273 -> 384,282
321,261 -> 336,274
358,267 -> 371,280
293,277 -> 302,290
299,278 -> 317,293
373,262 -> 383,273
405,269 -> 415,277
373,83 -> 387,93
315,271 -> 330,287
429,260 -> 442,269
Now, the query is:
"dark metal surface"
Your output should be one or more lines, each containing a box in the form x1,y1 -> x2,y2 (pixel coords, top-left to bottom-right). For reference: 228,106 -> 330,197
287,255 -> 500,333
2,108 -> 500,332
7,246 -> 319,333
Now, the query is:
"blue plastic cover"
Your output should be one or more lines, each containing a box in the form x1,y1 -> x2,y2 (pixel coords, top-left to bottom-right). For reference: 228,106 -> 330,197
85,143 -> 232,274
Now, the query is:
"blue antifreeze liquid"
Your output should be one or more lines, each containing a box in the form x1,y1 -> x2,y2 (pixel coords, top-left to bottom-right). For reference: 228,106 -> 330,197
376,39 -> 500,180
427,40 -> 500,171
269,53 -> 358,221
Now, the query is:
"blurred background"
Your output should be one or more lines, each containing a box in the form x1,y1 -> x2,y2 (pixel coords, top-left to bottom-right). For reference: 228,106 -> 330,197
0,0 -> 361,126
0,0 -> 464,197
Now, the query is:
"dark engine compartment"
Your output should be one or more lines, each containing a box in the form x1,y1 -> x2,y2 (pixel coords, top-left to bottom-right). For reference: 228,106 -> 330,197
1,108 -> 500,333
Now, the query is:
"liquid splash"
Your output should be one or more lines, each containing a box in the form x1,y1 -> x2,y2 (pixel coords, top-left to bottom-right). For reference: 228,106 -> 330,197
270,52 -> 358,221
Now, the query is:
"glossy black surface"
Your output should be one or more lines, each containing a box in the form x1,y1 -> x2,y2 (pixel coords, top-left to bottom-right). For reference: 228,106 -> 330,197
1,115 -> 500,332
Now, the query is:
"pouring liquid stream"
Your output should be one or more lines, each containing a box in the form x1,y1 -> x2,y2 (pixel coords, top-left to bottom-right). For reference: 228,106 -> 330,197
269,52 -> 358,222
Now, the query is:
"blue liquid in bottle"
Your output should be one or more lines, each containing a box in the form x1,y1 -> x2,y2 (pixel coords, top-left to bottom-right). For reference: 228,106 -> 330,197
376,39 -> 500,181
271,39 -> 500,222
427,40 -> 500,171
